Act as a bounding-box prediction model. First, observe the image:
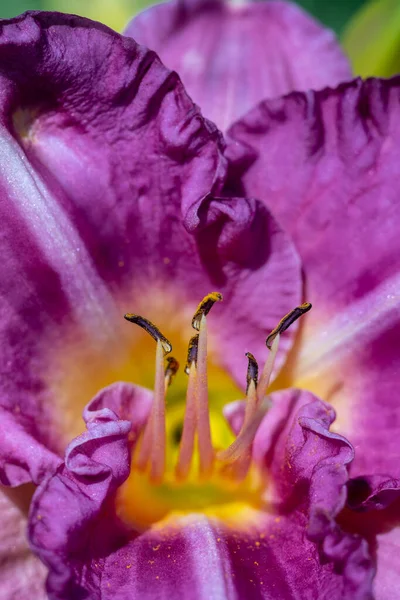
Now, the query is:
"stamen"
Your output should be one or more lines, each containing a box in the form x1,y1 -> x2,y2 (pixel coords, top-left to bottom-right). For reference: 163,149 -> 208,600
124,313 -> 172,355
245,352 -> 258,394
244,375 -> 258,424
136,349 -> 171,472
165,356 -> 179,389
227,377 -> 258,480
217,399 -> 269,463
191,292 -> 223,331
184,334 -> 199,375
257,334 -> 280,402
124,314 -> 171,477
176,361 -> 197,480
150,340 -> 167,483
135,413 -> 153,471
266,302 -> 311,350
217,303 -> 313,474
195,314 -> 214,477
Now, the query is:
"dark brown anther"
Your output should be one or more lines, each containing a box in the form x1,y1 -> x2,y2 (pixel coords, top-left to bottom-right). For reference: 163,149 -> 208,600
124,313 -> 172,355
245,352 -> 258,394
191,292 -> 223,331
266,302 -> 312,350
184,334 -> 199,375
165,357 -> 179,386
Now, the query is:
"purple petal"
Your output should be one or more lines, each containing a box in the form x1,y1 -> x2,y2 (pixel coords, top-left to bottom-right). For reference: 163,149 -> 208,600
0,409 -> 61,486
343,477 -> 400,599
99,511 -> 368,600
226,77 -> 400,477
83,381 -> 153,433
29,389 -> 134,599
347,475 -> 400,512
374,524 -> 400,600
125,0 -> 351,131
0,12 -> 301,486
0,10 -> 224,484
0,488 -> 47,599
30,389 -> 374,599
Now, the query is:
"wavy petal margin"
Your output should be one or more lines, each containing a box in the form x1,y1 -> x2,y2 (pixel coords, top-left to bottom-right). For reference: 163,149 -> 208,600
0,12 -> 301,486
30,389 -> 373,599
125,0 -> 351,131
341,475 -> 400,599
226,76 -> 400,478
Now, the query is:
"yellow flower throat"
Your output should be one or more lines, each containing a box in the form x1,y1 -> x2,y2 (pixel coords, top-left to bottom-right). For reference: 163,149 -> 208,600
116,294 -> 311,530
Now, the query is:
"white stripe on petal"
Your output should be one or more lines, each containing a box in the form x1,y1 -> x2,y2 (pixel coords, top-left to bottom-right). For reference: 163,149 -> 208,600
0,126 -> 119,342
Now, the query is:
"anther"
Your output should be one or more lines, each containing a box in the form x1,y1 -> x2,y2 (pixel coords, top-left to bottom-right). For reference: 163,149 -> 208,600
185,334 -> 199,375
245,352 -> 258,394
266,302 -> 312,349
124,313 -> 172,355
191,292 -> 223,331
165,357 -> 179,387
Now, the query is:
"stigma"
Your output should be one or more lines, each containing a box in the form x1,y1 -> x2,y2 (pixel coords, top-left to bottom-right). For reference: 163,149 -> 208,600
124,296 -> 311,485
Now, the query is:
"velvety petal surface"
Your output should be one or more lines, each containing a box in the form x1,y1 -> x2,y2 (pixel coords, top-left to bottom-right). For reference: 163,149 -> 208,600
29,384 -> 137,599
226,77 -> 400,477
0,12 -> 301,485
125,0 -> 352,131
373,524 -> 400,600
0,488 -> 47,599
30,389 -> 374,599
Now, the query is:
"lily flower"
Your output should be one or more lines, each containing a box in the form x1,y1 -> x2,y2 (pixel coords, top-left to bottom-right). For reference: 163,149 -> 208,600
126,3 -> 400,594
0,7 -> 393,600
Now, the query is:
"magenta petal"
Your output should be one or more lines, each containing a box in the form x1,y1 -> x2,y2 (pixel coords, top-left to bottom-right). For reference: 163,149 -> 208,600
0,409 -> 61,486
344,477 -> 400,599
347,475 -> 400,512
30,389 -> 374,599
0,10 -> 225,478
0,12 -> 302,487
29,394 -> 133,599
101,512 -> 368,600
226,77 -> 400,477
0,489 -> 47,599
125,0 -> 351,130
373,524 -> 400,600
193,196 -> 302,381
83,382 -> 153,434
224,390 -> 374,598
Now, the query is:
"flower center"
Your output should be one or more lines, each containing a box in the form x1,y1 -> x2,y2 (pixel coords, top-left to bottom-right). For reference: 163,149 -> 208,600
117,295 -> 311,530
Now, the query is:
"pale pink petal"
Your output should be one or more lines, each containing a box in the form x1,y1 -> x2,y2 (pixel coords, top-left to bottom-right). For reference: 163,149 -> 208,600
126,0 -> 351,130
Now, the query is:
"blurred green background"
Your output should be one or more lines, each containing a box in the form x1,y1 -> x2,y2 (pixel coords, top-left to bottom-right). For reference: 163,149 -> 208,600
1,0 -> 399,79
0,0 -> 369,34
